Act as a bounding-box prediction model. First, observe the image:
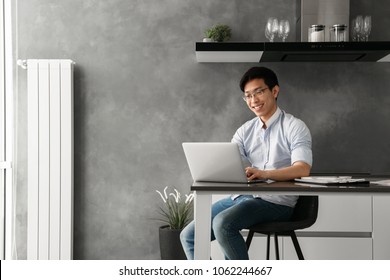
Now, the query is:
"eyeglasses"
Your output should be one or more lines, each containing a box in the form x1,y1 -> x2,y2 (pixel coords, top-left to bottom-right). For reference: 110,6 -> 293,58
242,87 -> 269,102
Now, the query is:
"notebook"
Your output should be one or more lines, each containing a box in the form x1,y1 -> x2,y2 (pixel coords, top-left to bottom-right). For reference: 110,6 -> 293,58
295,176 -> 370,185
182,142 -> 265,184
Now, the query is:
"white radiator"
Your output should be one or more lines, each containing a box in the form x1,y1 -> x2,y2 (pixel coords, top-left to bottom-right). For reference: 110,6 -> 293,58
23,59 -> 74,260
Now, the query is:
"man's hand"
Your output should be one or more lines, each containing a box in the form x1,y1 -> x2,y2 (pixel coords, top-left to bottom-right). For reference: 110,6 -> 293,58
245,167 -> 268,181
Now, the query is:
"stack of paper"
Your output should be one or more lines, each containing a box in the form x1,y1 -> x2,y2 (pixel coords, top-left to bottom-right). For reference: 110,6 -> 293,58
295,176 -> 369,185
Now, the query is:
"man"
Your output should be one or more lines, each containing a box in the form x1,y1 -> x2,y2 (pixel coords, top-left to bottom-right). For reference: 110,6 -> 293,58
180,67 -> 312,260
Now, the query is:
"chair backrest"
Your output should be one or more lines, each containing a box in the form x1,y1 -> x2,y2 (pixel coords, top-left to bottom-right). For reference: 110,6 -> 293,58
289,196 -> 319,230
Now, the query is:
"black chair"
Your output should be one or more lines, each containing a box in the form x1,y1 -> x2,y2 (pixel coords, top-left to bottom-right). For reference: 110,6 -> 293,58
245,196 -> 319,260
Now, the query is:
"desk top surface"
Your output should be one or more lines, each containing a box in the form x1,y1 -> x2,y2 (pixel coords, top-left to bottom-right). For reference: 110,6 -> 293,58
191,178 -> 390,193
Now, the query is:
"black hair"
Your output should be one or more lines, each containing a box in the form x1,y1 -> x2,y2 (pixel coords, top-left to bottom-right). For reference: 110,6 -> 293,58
239,67 -> 279,92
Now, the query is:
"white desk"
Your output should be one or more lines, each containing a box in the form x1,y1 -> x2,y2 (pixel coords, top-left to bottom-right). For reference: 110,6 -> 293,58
190,180 -> 390,260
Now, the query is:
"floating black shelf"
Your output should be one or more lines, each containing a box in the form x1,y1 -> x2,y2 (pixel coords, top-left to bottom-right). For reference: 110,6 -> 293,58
195,41 -> 390,62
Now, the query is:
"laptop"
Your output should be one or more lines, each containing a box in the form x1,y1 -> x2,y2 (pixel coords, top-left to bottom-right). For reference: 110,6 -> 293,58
182,142 -> 265,184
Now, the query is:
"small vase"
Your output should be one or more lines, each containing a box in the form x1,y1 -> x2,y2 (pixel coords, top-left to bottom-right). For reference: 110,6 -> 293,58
159,225 -> 187,260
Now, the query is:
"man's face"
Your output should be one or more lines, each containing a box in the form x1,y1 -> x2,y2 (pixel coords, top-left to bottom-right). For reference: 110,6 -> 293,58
243,78 -> 279,122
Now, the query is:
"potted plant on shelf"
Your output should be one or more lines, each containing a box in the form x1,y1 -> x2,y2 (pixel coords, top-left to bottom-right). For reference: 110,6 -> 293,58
156,186 -> 194,260
203,24 -> 232,42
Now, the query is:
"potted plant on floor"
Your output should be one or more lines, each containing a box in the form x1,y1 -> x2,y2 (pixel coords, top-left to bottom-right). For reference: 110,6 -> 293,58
156,186 -> 194,260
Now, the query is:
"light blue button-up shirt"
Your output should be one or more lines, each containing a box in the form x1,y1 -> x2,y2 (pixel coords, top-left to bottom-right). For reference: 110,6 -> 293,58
231,107 -> 312,207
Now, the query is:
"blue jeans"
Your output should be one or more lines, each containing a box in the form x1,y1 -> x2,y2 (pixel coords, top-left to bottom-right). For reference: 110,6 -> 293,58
180,195 -> 294,260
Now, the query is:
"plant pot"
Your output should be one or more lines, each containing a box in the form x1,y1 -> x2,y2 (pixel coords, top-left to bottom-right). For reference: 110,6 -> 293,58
159,225 -> 187,260
203,38 -> 215,42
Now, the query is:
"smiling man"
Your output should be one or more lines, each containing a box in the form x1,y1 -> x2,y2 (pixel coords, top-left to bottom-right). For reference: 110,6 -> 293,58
238,67 -> 312,182
180,67 -> 312,260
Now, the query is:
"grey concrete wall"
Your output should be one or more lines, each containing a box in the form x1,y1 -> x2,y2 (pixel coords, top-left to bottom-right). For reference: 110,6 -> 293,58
15,0 -> 390,259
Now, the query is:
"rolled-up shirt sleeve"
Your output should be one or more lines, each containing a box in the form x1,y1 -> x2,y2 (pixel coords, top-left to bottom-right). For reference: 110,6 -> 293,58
290,120 -> 313,166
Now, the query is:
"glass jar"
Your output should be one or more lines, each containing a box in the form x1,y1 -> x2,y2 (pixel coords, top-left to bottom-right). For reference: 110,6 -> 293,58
308,25 -> 325,42
330,24 -> 348,42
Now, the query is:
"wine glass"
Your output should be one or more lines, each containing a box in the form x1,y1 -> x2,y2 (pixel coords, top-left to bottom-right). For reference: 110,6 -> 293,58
265,17 -> 279,42
278,20 -> 290,42
265,25 -> 271,41
354,15 -> 364,41
363,15 -> 372,41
